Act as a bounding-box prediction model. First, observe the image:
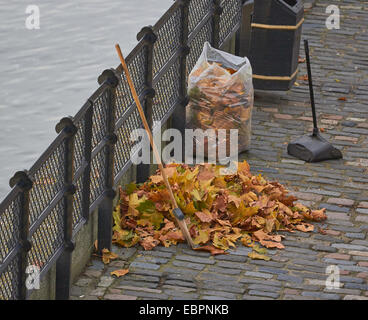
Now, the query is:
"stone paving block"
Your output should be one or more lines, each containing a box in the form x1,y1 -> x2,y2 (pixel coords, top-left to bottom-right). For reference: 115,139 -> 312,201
127,269 -> 163,277
349,251 -> 368,257
164,269 -> 199,280
122,274 -> 160,283
345,233 -> 366,239
84,269 -> 102,278
164,280 -> 197,288
122,290 -> 169,299
277,274 -> 303,284
175,255 -> 215,265
75,278 -> 93,287
199,282 -> 246,294
248,290 -> 279,299
325,253 -> 351,260
89,287 -> 107,296
356,215 -> 368,223
116,281 -> 159,289
292,259 -> 327,268
141,250 -> 173,258
325,257 -> 358,266
117,286 -> 162,294
130,262 -> 160,270
343,283 -> 368,291
312,244 -> 338,253
200,290 -> 237,299
104,294 -> 137,300
114,247 -> 137,260
242,294 -> 274,300
343,295 -> 368,300
302,292 -> 340,300
89,259 -> 105,271
320,203 -> 350,213
239,277 -> 281,287
290,260 -> 329,272
358,202 -> 368,208
197,272 -> 238,282
247,284 -> 281,292
244,271 -> 273,279
357,208 -> 368,214
162,285 -> 196,293
134,255 -> 169,264
172,260 -> 206,271
70,286 -> 84,296
258,267 -> 288,275
323,288 -> 361,295
333,244 -> 368,251
327,198 -> 355,206
97,276 -> 114,288
202,295 -> 232,300
207,266 -> 242,275
214,254 -> 247,262
181,249 -> 211,257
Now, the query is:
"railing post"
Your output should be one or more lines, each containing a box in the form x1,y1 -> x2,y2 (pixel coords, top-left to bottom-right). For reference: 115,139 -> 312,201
172,0 -> 190,160
136,26 -> 157,182
212,0 -> 223,49
54,117 -> 78,300
81,100 -> 93,222
236,0 -> 254,57
96,70 -> 119,255
9,171 -> 33,300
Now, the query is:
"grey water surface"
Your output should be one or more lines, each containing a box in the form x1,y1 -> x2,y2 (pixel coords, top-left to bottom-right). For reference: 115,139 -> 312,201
0,0 -> 173,200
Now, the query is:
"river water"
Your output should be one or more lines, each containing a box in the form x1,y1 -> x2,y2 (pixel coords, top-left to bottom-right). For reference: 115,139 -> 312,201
0,0 -> 173,200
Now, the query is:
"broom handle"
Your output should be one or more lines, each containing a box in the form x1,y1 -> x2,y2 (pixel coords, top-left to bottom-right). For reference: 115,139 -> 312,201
304,40 -> 319,135
115,44 -> 178,209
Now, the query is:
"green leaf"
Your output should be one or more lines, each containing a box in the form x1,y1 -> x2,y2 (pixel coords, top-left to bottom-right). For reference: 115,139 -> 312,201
136,200 -> 155,213
125,183 -> 137,195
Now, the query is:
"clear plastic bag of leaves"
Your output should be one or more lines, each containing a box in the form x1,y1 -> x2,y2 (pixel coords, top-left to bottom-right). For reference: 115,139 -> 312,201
186,42 -> 254,159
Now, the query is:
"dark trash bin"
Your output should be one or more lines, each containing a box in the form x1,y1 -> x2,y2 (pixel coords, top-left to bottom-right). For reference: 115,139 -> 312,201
249,0 -> 304,91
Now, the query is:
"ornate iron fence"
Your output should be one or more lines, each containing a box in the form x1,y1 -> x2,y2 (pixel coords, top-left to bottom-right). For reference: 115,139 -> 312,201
0,0 -> 253,300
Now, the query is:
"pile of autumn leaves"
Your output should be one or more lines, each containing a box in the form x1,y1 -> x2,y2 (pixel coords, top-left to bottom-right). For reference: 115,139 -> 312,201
112,161 -> 327,260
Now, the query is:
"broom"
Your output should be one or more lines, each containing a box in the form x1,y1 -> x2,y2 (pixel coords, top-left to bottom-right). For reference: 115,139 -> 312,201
115,44 -> 195,249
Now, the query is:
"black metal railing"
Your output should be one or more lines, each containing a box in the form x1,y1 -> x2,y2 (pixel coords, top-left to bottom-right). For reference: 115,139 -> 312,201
0,0 -> 253,300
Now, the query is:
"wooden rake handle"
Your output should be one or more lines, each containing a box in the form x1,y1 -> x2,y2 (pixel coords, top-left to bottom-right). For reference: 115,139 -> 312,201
115,44 -> 195,248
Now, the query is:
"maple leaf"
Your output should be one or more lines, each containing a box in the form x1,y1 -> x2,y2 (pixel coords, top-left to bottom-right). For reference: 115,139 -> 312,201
194,245 -> 226,255
228,194 -> 241,208
259,240 -> 285,249
310,208 -> 327,221
125,183 -> 137,195
140,236 -> 160,250
193,230 -> 210,245
136,200 -> 155,213
295,223 -> 314,232
150,175 -> 163,184
111,269 -> 129,278
197,168 -> 215,181
195,210 -> 213,223
213,232 -> 230,250
102,248 -> 118,264
138,212 -> 164,229
248,251 -> 270,261
237,161 -> 251,176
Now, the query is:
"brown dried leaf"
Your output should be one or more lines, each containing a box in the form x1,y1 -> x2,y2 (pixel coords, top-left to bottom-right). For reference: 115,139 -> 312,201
248,251 -> 271,261
102,248 -> 118,264
194,245 -> 226,255
110,269 -> 129,278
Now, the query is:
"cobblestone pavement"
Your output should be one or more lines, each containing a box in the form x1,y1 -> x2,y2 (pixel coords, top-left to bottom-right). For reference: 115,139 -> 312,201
71,0 -> 368,300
